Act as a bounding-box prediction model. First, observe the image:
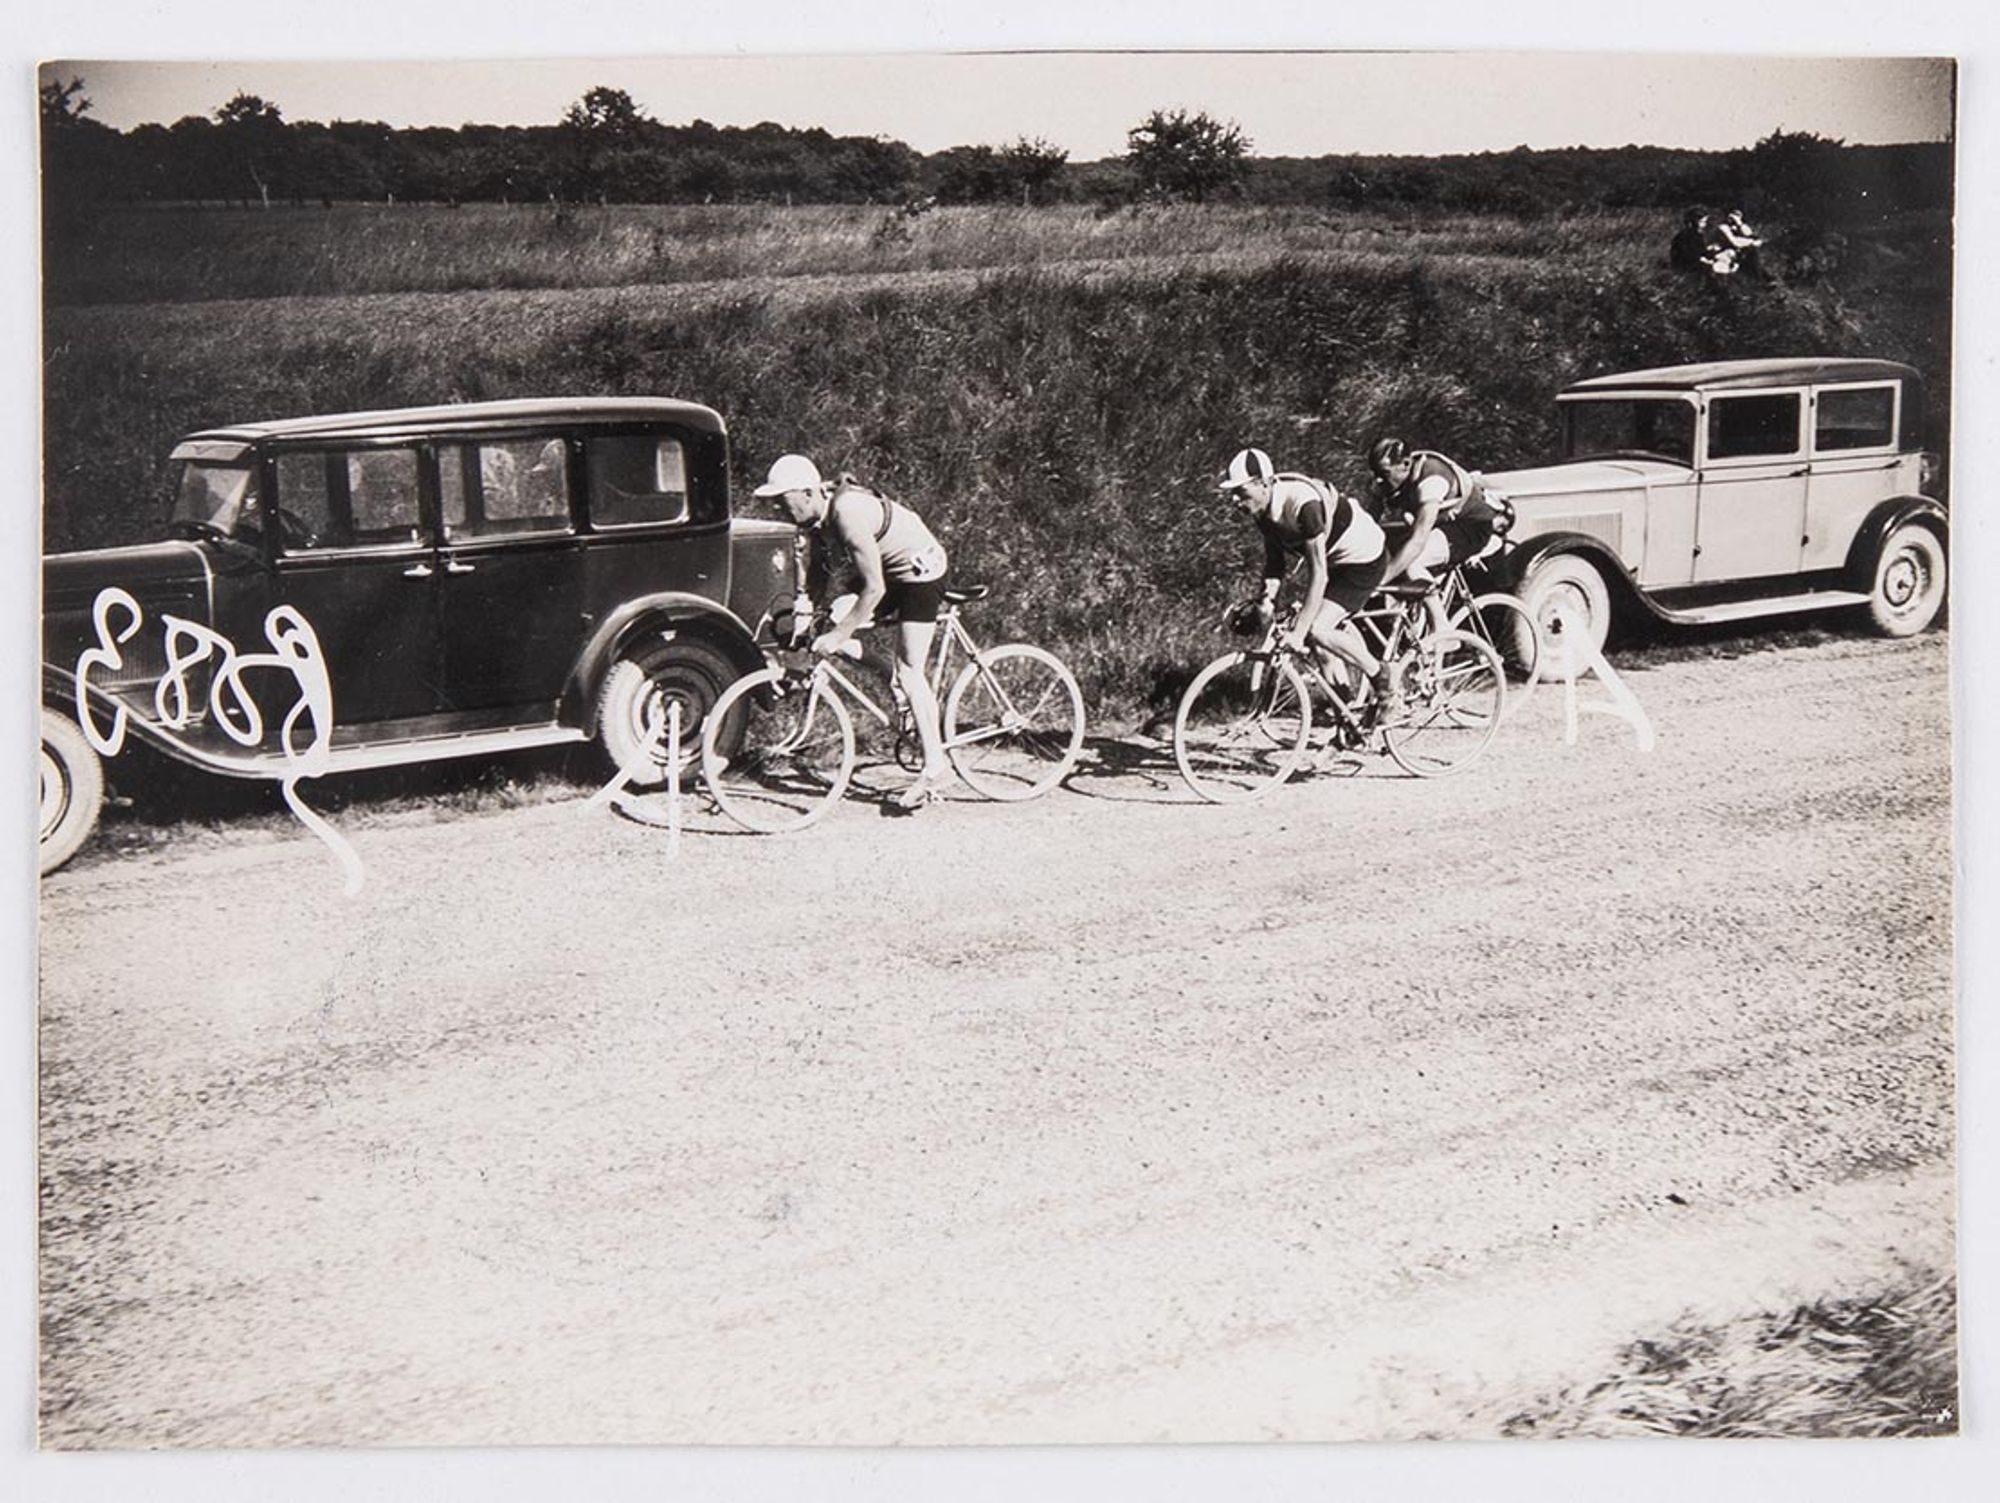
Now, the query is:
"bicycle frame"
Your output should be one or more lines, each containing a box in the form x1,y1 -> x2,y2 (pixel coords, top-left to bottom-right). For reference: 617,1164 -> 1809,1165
784,604 -> 1035,755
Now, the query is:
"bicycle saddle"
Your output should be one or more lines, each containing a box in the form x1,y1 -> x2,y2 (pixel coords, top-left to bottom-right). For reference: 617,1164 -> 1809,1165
944,583 -> 990,603
1375,580 -> 1436,599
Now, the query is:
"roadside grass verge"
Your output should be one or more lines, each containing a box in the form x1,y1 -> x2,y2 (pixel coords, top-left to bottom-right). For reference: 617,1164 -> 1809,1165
45,214 -> 1949,712
1497,1271 -> 1958,1439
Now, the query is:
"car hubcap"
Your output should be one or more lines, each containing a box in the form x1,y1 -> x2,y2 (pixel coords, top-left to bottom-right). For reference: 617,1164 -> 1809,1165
1883,552 -> 1922,610
39,745 -> 68,840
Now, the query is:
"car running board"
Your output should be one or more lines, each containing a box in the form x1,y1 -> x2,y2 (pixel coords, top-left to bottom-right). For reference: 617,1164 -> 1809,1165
1658,588 -> 1872,626
321,723 -> 590,774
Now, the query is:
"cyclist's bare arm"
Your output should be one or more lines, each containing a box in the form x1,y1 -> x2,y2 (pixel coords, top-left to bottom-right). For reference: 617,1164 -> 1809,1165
813,496 -> 889,656
1286,532 -> 1331,649
1381,495 -> 1440,580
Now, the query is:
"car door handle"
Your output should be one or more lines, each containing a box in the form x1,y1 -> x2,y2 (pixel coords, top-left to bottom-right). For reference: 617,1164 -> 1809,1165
444,559 -> 476,574
1788,467 -> 1808,478
402,562 -> 435,578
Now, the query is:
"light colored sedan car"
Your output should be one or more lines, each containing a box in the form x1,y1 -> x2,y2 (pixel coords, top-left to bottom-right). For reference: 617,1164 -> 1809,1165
1482,356 -> 1947,657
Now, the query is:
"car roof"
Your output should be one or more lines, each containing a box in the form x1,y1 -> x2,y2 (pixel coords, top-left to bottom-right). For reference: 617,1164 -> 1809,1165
184,397 -> 726,444
1562,358 -> 1919,395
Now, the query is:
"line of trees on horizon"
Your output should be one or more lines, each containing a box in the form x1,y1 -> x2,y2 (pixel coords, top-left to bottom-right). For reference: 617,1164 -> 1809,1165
40,75 -> 1952,226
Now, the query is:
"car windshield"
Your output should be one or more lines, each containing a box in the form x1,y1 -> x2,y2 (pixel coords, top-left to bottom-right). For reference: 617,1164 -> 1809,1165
1561,398 -> 1696,466
170,461 -> 260,537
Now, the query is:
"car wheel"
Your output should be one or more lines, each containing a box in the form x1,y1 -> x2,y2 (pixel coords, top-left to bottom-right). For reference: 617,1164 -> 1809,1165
1516,553 -> 1611,673
1866,523 -> 1947,638
40,708 -> 105,876
594,637 -> 736,788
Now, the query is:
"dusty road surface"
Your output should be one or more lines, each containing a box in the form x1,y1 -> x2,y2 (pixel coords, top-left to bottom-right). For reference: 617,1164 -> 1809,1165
37,632 -> 1954,1446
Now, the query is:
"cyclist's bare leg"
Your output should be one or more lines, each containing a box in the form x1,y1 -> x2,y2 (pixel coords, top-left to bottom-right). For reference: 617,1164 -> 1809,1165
894,619 -> 948,787
1303,602 -> 1380,680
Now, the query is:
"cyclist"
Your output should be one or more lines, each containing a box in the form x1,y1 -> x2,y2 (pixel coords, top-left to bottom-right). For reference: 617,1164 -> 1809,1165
1219,447 -> 1396,708
754,453 -> 951,809
1370,436 -> 1504,584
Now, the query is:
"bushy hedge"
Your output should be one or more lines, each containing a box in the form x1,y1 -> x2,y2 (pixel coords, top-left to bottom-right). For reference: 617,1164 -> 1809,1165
43,211 -> 1950,713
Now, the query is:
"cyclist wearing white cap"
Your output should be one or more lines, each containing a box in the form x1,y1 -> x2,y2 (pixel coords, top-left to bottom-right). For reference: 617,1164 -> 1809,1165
1219,447 -> 1394,699
754,453 -> 951,808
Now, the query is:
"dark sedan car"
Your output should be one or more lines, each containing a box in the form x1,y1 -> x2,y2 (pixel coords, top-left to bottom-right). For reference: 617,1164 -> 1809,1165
40,397 -> 798,873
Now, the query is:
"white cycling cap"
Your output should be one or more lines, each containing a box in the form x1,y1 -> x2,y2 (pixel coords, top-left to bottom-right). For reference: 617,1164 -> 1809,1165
1220,447 -> 1275,490
754,453 -> 824,497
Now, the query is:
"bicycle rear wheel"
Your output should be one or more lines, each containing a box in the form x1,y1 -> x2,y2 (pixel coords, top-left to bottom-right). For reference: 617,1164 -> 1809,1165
701,668 -> 855,832
1173,652 -> 1312,803
943,643 -> 1086,801
1381,630 -> 1504,778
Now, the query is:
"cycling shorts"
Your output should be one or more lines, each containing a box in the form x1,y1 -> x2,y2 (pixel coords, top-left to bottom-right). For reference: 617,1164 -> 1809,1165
1317,555 -> 1392,619
878,575 -> 948,625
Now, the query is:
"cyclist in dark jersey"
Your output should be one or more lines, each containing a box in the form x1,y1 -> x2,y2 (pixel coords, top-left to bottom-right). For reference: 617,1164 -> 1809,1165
755,453 -> 951,809
1370,437 -> 1503,582
1220,447 -> 1395,701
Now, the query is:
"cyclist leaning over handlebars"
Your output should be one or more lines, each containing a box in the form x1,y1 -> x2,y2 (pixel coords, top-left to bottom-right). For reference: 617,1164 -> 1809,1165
1218,446 -> 1399,714
1369,436 -> 1508,585
755,452 -> 952,810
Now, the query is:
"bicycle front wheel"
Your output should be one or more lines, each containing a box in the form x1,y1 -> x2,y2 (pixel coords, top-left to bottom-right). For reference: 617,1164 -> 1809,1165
943,643 -> 1087,801
701,668 -> 856,832
1381,630 -> 1504,778
1173,652 -> 1312,804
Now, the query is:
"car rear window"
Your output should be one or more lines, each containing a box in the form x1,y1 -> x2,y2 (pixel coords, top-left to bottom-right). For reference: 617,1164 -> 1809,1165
587,436 -> 693,528
1814,386 -> 1897,452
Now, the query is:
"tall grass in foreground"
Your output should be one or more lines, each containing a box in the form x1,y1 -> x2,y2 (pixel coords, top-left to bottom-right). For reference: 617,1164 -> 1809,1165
43,208 -> 1951,714
1498,1273 -> 1957,1439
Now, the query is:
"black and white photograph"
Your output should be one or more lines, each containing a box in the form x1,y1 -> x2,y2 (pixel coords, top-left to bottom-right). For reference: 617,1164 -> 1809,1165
10,2 -> 1995,1497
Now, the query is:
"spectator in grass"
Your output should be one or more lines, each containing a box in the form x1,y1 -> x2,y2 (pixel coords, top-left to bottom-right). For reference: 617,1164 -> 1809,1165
1669,206 -> 1712,272
1707,208 -> 1767,279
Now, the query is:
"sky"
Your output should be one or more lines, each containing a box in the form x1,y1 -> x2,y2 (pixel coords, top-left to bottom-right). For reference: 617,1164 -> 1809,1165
54,52 -> 1955,160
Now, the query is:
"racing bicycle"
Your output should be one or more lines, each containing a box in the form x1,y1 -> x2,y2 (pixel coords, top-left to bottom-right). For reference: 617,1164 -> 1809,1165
1172,586 -> 1505,803
700,585 -> 1086,832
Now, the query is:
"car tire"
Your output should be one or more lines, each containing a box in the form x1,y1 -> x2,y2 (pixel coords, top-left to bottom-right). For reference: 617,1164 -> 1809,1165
1865,523 -> 1947,638
40,708 -> 105,876
1515,553 -> 1612,673
594,636 -> 736,788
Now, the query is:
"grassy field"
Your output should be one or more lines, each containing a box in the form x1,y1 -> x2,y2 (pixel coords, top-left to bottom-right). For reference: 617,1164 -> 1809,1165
43,201 -> 1953,711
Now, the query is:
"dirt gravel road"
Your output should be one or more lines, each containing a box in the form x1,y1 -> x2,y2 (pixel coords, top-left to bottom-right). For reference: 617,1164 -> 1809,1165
36,632 -> 1954,1445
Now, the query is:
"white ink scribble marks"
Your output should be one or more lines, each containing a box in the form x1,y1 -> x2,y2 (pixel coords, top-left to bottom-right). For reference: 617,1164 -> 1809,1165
74,587 -> 364,894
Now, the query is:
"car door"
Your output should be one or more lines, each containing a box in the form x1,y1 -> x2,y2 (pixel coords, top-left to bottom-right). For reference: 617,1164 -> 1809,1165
1803,382 -> 1903,573
266,443 -> 445,728
432,434 -> 585,718
1694,390 -> 1808,583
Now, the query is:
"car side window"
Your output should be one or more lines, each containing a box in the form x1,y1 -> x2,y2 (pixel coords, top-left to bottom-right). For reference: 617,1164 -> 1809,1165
586,435 -> 692,528
272,447 -> 422,550
1814,386 -> 1897,453
438,439 -> 573,541
1707,394 -> 1803,461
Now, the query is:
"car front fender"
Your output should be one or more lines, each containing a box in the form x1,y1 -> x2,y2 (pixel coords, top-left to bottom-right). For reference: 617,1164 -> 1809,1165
564,593 -> 767,719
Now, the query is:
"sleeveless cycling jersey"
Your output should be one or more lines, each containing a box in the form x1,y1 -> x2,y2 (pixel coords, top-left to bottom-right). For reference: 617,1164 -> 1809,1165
1393,450 -> 1490,521
824,482 -> 948,583
1255,474 -> 1386,570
